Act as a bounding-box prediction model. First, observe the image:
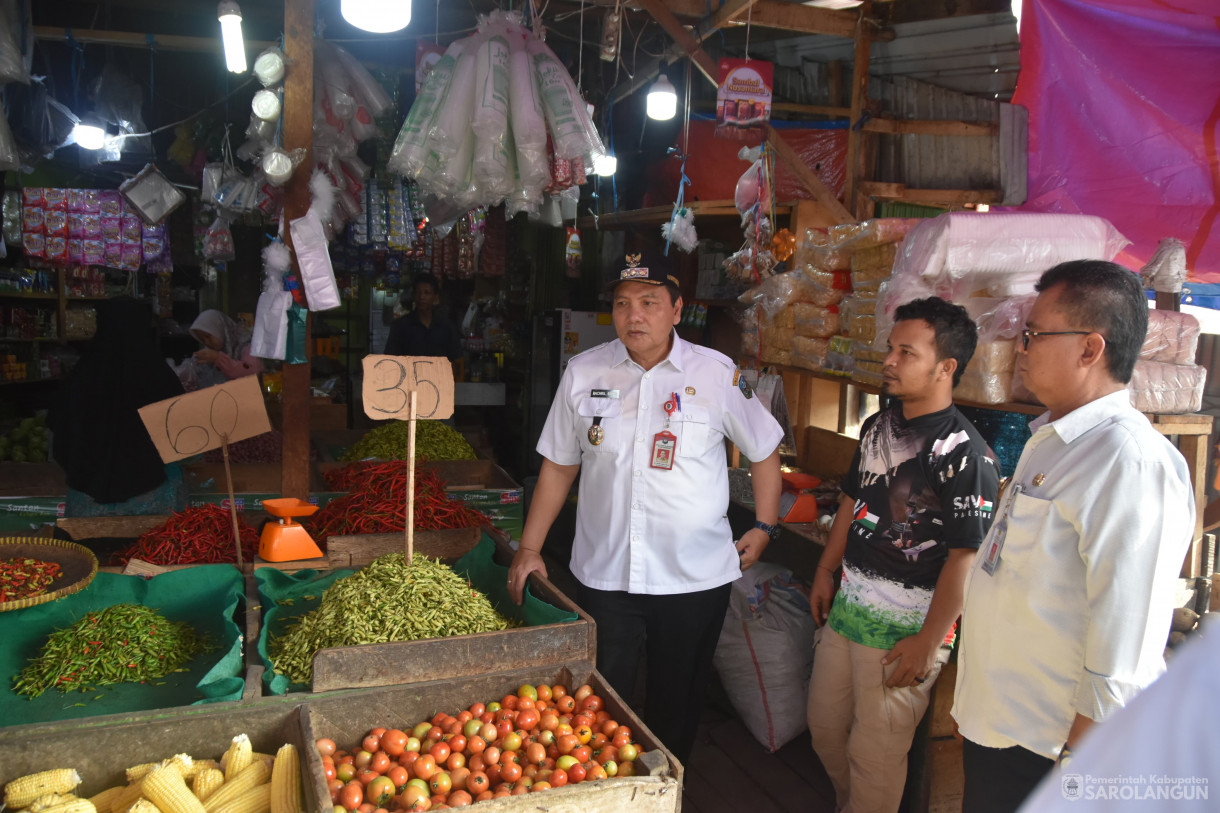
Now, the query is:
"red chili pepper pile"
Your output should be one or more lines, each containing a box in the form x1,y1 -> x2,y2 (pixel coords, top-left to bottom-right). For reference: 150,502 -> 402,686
116,504 -> 260,565
0,557 -> 63,603
310,461 -> 490,544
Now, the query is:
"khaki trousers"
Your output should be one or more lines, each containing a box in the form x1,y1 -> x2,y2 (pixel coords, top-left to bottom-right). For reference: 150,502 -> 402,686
806,624 -> 949,813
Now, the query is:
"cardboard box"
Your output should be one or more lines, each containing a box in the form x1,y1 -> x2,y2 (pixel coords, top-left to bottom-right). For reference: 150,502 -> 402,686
0,496 -> 64,532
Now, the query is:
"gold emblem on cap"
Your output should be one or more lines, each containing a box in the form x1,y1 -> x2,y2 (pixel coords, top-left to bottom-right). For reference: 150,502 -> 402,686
621,253 -> 650,280
685,386 -> 695,395
1033,473 -> 1046,487
588,425 -> 604,446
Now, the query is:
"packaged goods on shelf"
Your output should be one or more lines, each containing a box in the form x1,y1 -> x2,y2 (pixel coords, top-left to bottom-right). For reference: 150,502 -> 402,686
955,370 -> 1013,404
851,359 -> 885,388
848,313 -> 877,345
1142,309 -> 1201,366
968,339 -> 1018,374
792,303 -> 840,339
740,269 -> 843,317
853,345 -> 887,364
1128,361 -> 1206,414
761,345 -> 791,366
791,336 -> 831,371
825,336 -> 855,376
850,243 -> 897,276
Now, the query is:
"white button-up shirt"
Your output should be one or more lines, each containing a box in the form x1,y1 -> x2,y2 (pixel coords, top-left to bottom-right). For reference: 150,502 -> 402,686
952,390 -> 1194,760
537,333 -> 783,594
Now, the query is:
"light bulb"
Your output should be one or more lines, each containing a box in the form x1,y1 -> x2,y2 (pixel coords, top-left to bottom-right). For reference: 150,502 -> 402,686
342,0 -> 413,33
594,153 -> 618,177
647,75 -> 678,121
218,0 -> 247,74
73,122 -> 106,151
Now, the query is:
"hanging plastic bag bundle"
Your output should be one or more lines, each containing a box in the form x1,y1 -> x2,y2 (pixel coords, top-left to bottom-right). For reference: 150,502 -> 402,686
288,171 -> 342,312
388,40 -> 463,177
428,37 -> 481,166
433,125 -> 476,199
330,42 -> 393,119
528,37 -> 599,161
507,28 -> 549,194
251,241 -> 294,360
471,17 -> 512,199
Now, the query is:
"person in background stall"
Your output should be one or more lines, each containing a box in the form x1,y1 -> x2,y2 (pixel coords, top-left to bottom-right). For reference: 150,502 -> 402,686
806,297 -> 1000,813
49,297 -> 188,517
505,251 -> 783,766
180,309 -> 262,390
952,260 -> 1195,813
384,272 -> 461,360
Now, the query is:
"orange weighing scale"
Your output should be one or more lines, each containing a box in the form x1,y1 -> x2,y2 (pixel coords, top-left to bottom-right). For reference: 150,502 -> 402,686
259,497 -> 324,562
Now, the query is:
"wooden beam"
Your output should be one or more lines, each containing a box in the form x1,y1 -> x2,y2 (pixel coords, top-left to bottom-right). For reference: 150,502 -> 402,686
693,100 -> 852,119
33,25 -> 274,53
858,182 -> 1001,205
764,123 -> 855,224
636,0 -> 719,86
639,0 -> 862,39
844,1 -> 871,214
862,118 -> 999,137
280,0 -> 315,501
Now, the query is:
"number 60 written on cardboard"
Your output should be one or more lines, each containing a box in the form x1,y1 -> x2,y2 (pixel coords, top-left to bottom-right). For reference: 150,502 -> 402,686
137,376 -> 272,463
362,355 -> 455,420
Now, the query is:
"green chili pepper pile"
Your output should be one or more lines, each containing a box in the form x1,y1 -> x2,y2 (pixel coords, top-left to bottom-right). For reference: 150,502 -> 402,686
13,603 -> 212,698
340,420 -> 477,462
269,552 -> 515,685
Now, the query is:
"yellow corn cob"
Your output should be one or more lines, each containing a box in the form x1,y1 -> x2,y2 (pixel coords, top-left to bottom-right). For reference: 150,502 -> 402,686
268,744 -> 299,813
5,770 -> 82,809
182,761 -> 220,781
109,781 -> 145,813
191,770 -> 224,803
128,755 -> 196,785
142,765 -> 208,813
221,735 -> 253,782
209,785 -> 270,813
38,799 -> 97,813
251,755 -> 275,774
127,800 -> 162,813
201,762 -> 268,813
90,786 -> 126,813
28,792 -> 81,812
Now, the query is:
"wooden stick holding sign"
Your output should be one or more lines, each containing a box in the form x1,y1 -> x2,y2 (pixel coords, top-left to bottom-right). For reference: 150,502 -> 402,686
362,355 -> 455,566
137,376 -> 272,568
406,391 -> 417,563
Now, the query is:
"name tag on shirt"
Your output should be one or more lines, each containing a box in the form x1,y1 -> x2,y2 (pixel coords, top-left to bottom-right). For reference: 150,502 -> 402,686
590,389 -> 620,399
981,482 -> 1024,576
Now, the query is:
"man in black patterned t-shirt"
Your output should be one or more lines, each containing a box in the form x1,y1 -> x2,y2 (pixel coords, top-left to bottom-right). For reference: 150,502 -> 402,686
806,297 -> 1000,813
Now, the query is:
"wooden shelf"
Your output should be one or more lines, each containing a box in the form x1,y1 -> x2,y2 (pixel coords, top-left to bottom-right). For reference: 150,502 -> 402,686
0,336 -> 61,343
0,291 -> 57,300
576,199 -> 795,230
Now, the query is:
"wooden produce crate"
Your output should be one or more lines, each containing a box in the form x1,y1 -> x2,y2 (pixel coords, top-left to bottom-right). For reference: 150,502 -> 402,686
0,695 -> 319,810
308,567 -> 595,693
303,661 -> 682,812
325,526 -> 483,568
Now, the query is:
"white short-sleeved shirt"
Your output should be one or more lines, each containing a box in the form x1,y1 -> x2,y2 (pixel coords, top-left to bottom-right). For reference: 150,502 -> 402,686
952,390 -> 1194,760
537,333 -> 783,594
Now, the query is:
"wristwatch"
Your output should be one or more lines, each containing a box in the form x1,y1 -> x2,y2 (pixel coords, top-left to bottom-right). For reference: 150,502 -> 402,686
753,520 -> 781,540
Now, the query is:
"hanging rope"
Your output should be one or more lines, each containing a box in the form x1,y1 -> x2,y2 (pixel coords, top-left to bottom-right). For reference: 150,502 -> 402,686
577,0 -> 585,92
435,0 -> 440,43
744,4 -> 753,62
146,34 -> 156,121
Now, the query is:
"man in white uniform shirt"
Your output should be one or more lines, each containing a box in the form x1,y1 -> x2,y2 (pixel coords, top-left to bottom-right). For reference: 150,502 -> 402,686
952,260 -> 1194,812
507,252 -> 783,764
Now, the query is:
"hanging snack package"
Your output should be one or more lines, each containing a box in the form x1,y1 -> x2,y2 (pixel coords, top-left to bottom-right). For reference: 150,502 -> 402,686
203,217 -> 236,262
388,40 -> 462,177
119,163 -> 187,225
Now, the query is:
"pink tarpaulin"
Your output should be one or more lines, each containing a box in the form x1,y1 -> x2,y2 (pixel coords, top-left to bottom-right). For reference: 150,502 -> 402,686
1014,0 -> 1220,280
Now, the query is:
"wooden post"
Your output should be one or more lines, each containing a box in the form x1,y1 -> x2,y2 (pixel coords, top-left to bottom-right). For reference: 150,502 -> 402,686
406,391 -> 417,564
280,0 -> 315,500
219,434 -> 244,568
844,0 -> 872,215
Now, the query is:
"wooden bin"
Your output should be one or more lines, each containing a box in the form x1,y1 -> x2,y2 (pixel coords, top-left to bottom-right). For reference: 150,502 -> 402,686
304,661 -> 682,812
0,695 -> 319,810
307,568 -> 596,692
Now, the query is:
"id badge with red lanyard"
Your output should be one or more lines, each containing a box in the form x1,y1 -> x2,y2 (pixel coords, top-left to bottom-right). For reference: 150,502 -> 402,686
651,392 -> 680,469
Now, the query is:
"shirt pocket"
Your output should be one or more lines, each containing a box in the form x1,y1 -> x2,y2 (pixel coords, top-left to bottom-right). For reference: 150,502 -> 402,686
576,398 -> 623,454
677,405 -> 718,457
996,492 -> 1052,572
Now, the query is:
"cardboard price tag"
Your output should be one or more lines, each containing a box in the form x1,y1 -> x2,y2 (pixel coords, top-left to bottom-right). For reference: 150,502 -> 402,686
138,376 -> 273,463
362,355 -> 455,420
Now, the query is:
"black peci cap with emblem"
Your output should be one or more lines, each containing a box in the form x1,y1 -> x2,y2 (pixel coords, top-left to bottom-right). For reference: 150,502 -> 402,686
606,252 -> 681,294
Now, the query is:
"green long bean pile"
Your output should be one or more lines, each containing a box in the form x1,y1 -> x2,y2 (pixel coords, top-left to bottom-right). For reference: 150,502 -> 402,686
14,603 -> 212,698
269,553 -> 514,685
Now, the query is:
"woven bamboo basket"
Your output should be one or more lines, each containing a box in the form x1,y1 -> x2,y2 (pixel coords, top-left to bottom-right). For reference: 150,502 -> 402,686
0,537 -> 98,612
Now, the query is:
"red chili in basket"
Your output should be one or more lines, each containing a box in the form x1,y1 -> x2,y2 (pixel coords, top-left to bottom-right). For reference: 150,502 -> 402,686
0,557 -> 63,602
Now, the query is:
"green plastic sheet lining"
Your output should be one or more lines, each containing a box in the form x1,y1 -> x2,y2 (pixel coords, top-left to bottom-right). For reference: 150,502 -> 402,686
0,566 -> 246,727
257,532 -> 579,695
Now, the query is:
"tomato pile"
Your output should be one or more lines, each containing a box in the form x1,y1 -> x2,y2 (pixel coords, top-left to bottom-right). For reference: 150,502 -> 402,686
317,682 -> 649,811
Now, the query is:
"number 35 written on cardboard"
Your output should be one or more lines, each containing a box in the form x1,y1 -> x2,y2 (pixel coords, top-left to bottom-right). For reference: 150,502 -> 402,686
138,375 -> 272,463
362,355 -> 455,420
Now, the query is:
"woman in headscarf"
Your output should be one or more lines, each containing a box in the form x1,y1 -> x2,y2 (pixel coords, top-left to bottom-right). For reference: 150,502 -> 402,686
49,297 -> 188,516
184,309 -> 263,389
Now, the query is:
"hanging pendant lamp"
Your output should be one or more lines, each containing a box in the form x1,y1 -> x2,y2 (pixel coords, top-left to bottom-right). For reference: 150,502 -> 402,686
342,0 -> 413,33
647,74 -> 678,121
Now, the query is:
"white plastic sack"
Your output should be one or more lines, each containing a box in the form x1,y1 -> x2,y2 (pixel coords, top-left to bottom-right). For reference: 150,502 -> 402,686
430,43 -> 480,163
713,563 -> 817,753
529,37 -> 598,160
471,29 -> 511,193
289,211 -> 341,311
507,30 -> 549,193
388,40 -> 462,177
251,290 -> 293,360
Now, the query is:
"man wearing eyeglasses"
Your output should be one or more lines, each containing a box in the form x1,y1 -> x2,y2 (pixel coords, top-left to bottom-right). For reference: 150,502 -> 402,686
952,259 -> 1195,813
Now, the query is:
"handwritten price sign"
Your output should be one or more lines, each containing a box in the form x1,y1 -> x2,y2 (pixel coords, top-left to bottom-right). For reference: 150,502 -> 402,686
138,376 -> 272,463
362,355 -> 455,420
